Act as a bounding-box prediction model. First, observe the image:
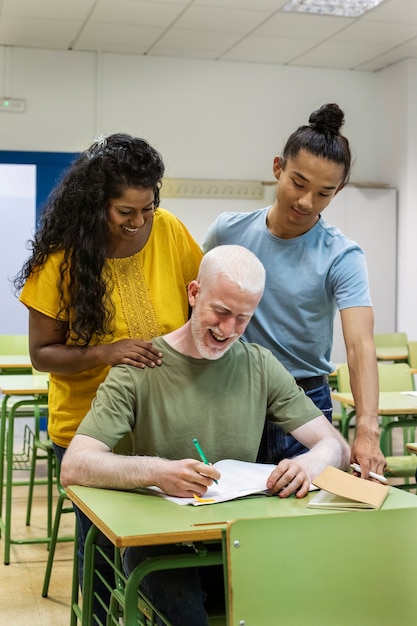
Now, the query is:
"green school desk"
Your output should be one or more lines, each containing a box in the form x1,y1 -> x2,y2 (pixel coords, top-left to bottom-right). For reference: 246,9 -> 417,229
332,390 -> 417,455
67,483 -> 417,626
0,373 -> 49,564
0,354 -> 33,375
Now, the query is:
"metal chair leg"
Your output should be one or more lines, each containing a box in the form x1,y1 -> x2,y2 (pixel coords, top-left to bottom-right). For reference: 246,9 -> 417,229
26,434 -> 54,537
42,487 -> 74,597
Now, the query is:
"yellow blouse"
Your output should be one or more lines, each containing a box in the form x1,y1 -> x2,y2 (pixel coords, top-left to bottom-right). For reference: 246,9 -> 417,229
20,208 -> 203,447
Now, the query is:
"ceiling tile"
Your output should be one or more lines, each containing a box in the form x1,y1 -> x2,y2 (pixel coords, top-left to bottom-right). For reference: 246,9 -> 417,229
1,0 -> 95,20
356,39 -> 417,70
90,0 -> 188,26
361,0 -> 417,23
332,19 -> 417,46
75,23 -> 165,52
149,27 -> 243,54
173,6 -> 269,33
291,40 -> 389,70
0,0 -> 417,71
0,17 -> 83,49
221,33 -> 321,64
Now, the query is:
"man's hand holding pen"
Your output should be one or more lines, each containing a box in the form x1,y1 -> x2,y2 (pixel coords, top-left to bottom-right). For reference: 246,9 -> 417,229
151,458 -> 221,499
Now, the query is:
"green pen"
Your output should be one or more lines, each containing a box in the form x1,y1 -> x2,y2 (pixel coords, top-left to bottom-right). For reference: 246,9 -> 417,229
193,438 -> 218,484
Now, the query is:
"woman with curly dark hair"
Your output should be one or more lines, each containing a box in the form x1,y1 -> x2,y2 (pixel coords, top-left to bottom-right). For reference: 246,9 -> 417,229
14,132 -> 202,615
15,133 -> 202,448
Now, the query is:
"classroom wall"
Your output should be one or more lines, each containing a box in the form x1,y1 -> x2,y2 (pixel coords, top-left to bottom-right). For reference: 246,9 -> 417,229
376,58 -> 417,340
0,45 -> 415,341
0,47 -> 379,178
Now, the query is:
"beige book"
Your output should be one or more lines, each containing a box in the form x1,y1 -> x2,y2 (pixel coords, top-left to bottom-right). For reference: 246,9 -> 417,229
308,465 -> 389,510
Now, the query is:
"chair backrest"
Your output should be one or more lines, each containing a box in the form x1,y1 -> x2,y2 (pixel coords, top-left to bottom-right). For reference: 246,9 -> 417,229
336,362 -> 415,393
407,341 -> 417,369
378,362 -> 415,391
336,363 -> 351,392
0,334 -> 29,355
374,332 -> 408,348
226,507 -> 417,626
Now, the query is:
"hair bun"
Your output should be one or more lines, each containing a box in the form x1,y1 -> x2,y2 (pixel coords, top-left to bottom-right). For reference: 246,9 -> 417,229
309,103 -> 344,135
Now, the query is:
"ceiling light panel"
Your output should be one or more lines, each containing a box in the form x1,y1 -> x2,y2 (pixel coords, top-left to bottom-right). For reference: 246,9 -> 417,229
281,0 -> 385,18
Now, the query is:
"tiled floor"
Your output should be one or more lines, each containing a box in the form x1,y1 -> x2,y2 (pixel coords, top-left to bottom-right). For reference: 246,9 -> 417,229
0,465 -> 75,626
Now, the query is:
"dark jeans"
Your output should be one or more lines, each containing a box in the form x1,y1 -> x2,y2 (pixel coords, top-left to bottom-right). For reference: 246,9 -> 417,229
53,443 -> 115,625
257,381 -> 333,464
123,544 -> 224,626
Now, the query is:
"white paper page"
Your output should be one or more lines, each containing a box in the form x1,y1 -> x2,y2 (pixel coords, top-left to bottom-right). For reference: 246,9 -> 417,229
146,459 -> 317,506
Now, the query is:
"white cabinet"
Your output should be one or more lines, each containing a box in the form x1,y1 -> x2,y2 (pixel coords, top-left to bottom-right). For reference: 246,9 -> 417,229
326,186 -> 397,363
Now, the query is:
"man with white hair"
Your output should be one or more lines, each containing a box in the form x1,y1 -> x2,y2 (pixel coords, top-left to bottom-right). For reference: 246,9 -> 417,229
62,244 -> 350,626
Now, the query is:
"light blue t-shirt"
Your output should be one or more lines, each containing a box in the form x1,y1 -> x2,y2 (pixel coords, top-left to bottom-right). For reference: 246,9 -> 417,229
203,208 -> 372,379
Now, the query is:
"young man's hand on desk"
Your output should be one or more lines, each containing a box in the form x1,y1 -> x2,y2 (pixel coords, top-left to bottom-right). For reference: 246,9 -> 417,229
267,415 -> 351,498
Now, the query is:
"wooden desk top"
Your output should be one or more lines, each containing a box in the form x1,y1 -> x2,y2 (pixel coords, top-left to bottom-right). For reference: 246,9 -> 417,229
0,374 -> 49,396
67,483 -> 417,549
332,391 -> 417,415
0,355 -> 32,369
376,346 -> 409,361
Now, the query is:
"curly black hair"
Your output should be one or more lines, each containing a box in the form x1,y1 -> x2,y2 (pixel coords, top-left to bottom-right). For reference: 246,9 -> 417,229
282,103 -> 352,186
14,133 -> 165,345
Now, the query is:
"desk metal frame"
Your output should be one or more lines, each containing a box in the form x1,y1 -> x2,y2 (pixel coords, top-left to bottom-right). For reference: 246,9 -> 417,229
81,525 -> 224,626
0,374 -> 49,564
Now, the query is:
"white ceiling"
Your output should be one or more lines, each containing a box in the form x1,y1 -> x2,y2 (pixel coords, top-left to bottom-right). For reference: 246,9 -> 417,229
0,0 -> 417,72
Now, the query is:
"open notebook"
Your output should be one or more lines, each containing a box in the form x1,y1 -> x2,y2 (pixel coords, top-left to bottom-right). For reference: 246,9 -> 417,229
308,465 -> 390,510
144,459 -> 317,506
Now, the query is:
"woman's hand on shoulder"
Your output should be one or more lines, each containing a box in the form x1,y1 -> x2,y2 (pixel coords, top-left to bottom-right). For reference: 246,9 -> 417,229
102,339 -> 163,368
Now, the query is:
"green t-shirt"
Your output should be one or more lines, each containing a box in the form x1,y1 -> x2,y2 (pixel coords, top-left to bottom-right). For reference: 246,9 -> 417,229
78,337 -> 322,463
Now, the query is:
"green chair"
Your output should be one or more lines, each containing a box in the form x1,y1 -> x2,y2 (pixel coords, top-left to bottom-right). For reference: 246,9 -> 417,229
335,362 -> 416,443
0,334 -> 32,375
374,332 -> 408,362
41,460 -> 74,598
0,334 -> 30,355
19,370 -> 53,535
334,364 -> 355,439
378,414 -> 417,490
335,363 -> 417,488
378,362 -> 416,454
328,364 -> 345,435
24,375 -> 75,583
225,509 -> 417,625
407,341 -> 417,370
25,422 -> 55,537
0,388 -> 50,563
0,368 -> 55,562
374,332 -> 408,347
378,364 -> 416,488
